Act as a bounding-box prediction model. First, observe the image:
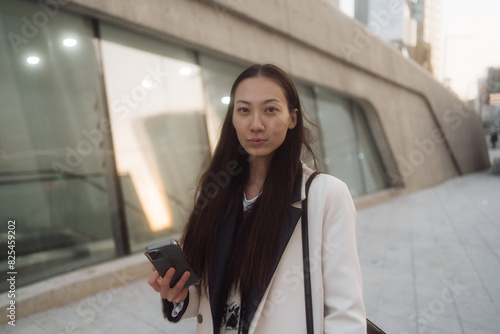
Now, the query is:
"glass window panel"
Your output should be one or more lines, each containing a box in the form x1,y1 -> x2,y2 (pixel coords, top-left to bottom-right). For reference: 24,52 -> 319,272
297,84 -> 317,122
100,23 -> 211,252
0,0 -> 119,291
199,54 -> 246,148
315,90 -> 365,195
352,104 -> 388,193
296,84 -> 323,166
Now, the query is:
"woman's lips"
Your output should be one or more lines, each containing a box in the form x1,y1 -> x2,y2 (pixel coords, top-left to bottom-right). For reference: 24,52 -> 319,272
248,138 -> 266,145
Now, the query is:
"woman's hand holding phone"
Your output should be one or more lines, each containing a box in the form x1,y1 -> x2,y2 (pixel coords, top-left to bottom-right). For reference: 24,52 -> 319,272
145,240 -> 199,303
148,266 -> 191,303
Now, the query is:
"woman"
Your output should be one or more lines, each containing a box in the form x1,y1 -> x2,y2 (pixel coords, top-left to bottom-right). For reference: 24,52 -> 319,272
148,64 -> 366,333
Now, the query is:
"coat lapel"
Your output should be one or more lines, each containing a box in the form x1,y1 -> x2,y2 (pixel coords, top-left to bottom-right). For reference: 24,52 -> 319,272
242,168 -> 303,332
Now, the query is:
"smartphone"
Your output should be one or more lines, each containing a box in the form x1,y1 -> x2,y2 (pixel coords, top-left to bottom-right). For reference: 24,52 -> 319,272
145,240 -> 200,288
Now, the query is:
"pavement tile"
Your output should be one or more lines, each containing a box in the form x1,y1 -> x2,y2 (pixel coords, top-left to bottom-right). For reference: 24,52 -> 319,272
27,297 -> 116,334
89,303 -> 162,333
456,293 -> 499,326
1,317 -> 49,334
358,171 -> 500,333
461,319 -> 499,334
424,319 -> 463,334
377,294 -> 416,320
374,310 -> 417,334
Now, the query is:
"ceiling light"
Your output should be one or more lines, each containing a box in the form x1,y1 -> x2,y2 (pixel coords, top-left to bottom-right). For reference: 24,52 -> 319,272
221,96 -> 230,105
63,38 -> 77,47
26,56 -> 40,65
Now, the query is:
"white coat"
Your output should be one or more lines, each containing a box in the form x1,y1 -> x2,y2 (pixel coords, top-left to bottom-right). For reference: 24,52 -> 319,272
164,164 -> 366,333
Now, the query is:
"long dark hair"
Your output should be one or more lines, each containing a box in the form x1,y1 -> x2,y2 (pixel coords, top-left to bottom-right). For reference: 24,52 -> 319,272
182,64 -> 317,296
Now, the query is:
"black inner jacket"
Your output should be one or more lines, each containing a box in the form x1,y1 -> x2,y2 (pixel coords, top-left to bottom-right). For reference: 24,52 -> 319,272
209,168 -> 304,334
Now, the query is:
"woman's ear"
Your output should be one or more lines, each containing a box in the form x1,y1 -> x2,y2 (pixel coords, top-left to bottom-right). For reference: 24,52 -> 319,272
289,108 -> 298,129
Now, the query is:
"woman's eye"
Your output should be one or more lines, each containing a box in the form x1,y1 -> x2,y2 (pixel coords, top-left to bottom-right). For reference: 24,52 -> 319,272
266,107 -> 278,113
238,108 -> 249,113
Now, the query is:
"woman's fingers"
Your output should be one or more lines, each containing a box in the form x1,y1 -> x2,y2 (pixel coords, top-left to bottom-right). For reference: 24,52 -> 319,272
174,272 -> 191,303
160,268 -> 191,302
174,271 -> 191,289
170,271 -> 191,303
148,267 -> 191,303
147,269 -> 161,291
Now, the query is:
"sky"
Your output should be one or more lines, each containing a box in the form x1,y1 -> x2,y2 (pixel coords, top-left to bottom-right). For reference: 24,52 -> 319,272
338,0 -> 500,101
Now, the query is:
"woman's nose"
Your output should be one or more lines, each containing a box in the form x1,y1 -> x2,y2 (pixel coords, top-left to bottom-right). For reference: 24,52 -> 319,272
250,114 -> 265,131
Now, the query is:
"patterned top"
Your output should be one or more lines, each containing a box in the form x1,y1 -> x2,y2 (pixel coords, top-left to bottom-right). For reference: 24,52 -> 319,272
220,192 -> 260,333
220,286 -> 242,333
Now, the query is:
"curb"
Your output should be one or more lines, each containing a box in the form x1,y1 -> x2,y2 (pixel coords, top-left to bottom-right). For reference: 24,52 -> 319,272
0,253 -> 151,324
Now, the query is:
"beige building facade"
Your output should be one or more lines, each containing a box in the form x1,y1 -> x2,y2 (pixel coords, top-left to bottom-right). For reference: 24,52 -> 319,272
73,0 -> 487,181
62,0 -> 487,188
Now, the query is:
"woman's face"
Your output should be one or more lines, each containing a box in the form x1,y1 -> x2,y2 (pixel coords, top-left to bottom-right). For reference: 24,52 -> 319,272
232,76 -> 297,164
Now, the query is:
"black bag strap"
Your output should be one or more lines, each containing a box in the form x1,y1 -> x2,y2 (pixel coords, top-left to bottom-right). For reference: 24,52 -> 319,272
301,171 -> 320,334
367,318 -> 386,334
301,172 -> 386,334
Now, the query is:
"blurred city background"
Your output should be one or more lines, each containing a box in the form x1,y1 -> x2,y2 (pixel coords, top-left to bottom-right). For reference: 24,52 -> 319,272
0,0 -> 498,333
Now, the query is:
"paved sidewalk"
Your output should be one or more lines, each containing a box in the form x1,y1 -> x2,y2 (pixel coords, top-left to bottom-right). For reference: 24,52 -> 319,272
2,157 -> 499,333
357,170 -> 500,334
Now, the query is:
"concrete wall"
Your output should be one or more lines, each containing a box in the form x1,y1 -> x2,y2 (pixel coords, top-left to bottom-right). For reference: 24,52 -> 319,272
64,0 -> 489,192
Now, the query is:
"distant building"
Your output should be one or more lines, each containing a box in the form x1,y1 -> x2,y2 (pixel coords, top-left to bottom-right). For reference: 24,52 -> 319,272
421,0 -> 442,79
480,68 -> 500,128
355,0 -> 417,55
486,68 -> 500,95
355,0 -> 442,78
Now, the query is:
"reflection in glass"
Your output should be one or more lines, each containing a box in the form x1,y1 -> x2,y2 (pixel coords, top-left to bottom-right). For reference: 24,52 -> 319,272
315,89 -> 387,196
316,91 -> 365,195
63,38 -> 77,47
100,23 -> 211,251
26,56 -> 40,64
352,104 -> 387,193
296,84 -> 323,167
0,0 -> 118,291
199,55 -> 246,148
